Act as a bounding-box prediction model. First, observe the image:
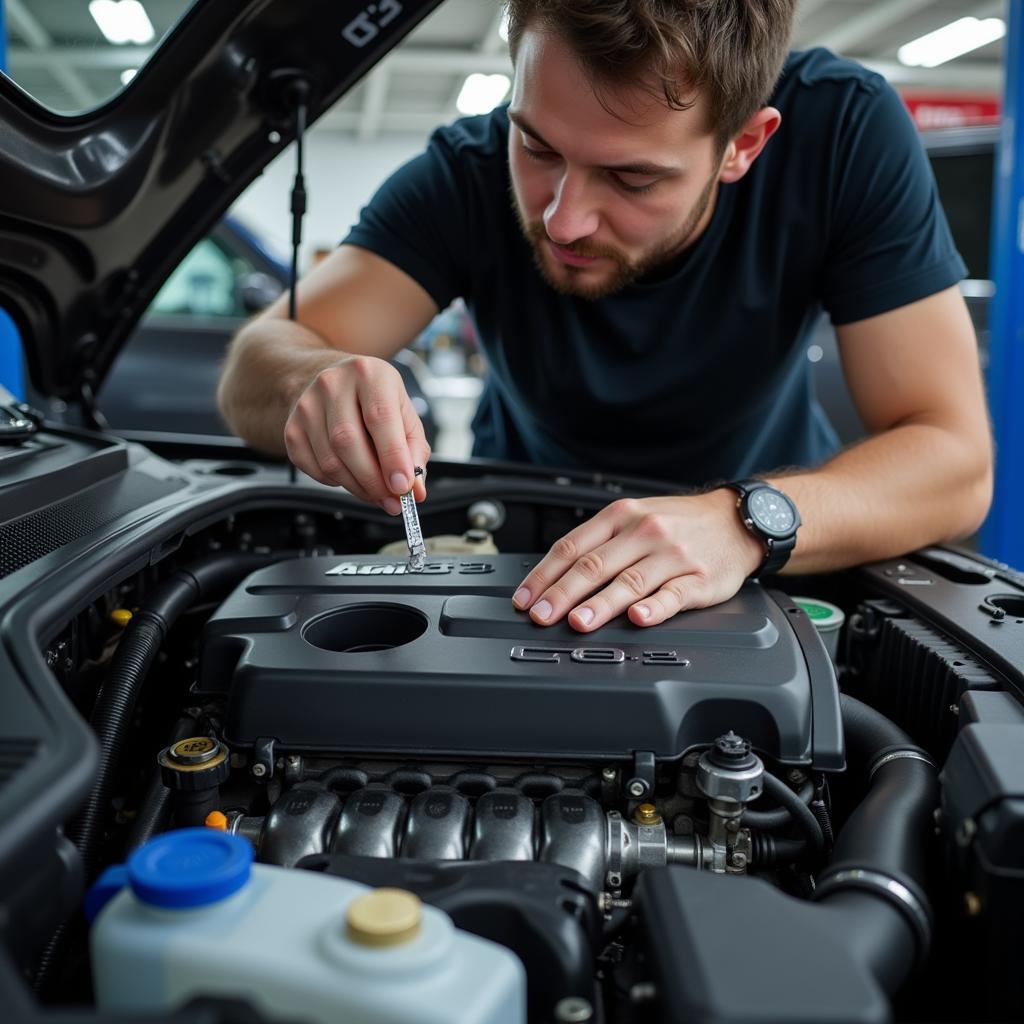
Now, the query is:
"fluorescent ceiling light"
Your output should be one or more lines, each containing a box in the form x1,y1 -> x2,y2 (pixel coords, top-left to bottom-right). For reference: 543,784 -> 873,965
89,1 -> 155,46
456,73 -> 511,115
897,17 -> 1005,68
120,68 -> 138,85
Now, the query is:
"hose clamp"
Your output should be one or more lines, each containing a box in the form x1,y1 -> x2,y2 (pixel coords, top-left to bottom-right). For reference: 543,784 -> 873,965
868,749 -> 936,783
815,868 -> 932,962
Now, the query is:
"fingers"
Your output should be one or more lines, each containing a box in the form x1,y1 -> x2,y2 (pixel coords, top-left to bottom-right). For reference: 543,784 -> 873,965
628,575 -> 716,627
400,396 -> 431,502
357,366 -> 420,498
567,555 -> 674,631
513,501 -> 636,616
513,495 -> 749,632
283,357 -> 429,511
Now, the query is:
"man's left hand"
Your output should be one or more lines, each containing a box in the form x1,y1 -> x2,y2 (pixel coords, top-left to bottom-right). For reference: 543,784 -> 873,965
512,489 -> 767,630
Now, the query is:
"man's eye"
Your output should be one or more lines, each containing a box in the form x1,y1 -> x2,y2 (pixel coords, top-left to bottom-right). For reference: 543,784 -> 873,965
611,174 -> 658,195
521,143 -> 557,162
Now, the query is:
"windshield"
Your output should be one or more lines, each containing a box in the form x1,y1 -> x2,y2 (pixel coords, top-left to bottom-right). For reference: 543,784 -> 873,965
2,1 -> 194,114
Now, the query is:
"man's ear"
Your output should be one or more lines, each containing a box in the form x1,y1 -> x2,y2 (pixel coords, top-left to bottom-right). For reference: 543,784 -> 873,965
718,107 -> 782,184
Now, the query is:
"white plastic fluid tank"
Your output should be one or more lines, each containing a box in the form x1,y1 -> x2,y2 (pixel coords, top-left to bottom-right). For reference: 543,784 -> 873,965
89,828 -> 526,1024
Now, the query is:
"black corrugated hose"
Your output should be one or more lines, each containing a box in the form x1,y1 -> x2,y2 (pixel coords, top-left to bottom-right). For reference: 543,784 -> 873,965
34,551 -> 276,992
67,552 -> 274,880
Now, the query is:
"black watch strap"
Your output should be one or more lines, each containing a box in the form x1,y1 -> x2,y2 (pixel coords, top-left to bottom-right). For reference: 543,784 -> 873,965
725,479 -> 800,577
759,532 -> 797,576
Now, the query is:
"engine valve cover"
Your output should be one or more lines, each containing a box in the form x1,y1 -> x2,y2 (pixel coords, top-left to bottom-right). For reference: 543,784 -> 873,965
200,555 -> 842,766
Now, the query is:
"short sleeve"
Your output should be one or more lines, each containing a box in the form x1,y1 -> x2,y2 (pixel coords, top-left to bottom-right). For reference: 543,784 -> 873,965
342,129 -> 473,310
822,81 -> 966,325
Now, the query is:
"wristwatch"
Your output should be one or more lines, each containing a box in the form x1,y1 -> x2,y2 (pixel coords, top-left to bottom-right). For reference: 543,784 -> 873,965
725,479 -> 801,577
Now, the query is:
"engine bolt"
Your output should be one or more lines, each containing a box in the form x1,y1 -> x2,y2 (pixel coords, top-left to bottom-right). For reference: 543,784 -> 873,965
602,767 -> 617,782
628,780 -> 646,798
251,763 -> 267,778
730,852 -> 748,870
554,997 -> 593,1022
634,803 -> 662,826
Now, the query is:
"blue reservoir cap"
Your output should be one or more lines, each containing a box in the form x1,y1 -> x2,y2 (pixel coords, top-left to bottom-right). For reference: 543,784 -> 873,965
127,828 -> 253,909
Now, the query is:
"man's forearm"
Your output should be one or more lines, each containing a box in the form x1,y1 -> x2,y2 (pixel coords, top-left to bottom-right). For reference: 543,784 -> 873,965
767,421 -> 993,573
218,319 -> 351,455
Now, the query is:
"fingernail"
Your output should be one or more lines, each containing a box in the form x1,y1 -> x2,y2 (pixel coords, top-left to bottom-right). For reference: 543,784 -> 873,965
382,496 -> 402,516
390,472 -> 409,493
513,587 -> 531,607
574,607 -> 594,627
532,599 -> 552,622
634,604 -> 651,620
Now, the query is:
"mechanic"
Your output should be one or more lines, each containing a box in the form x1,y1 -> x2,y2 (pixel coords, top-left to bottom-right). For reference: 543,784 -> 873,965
217,0 -> 992,634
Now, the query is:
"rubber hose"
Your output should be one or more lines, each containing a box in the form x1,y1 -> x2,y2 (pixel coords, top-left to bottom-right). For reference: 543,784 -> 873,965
838,692 -> 915,768
750,832 -> 807,866
814,695 -> 939,973
742,778 -> 814,830
124,770 -> 173,854
826,758 -> 937,893
760,771 -> 824,854
67,616 -> 165,881
68,552 -> 275,880
819,891 -> 917,994
832,695 -> 937,884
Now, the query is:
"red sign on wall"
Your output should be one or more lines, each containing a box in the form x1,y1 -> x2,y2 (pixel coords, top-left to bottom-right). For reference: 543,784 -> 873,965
901,93 -> 1000,131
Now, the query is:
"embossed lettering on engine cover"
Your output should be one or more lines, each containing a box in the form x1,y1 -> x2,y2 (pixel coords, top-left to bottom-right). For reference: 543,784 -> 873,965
509,646 -> 687,666
325,561 -> 494,576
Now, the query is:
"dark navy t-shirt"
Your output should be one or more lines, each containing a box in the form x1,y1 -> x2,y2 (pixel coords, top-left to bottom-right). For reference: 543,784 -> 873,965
344,49 -> 965,486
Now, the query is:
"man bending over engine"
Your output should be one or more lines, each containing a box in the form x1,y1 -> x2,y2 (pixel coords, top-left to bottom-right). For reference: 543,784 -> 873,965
217,0 -> 992,631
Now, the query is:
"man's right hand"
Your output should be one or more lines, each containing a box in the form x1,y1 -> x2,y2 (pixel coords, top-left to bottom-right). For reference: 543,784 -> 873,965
283,354 -> 430,515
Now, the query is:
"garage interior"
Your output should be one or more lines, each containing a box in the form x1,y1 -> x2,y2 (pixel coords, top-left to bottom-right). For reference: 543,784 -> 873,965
2,5 -> 1024,1024
0,0 -> 1018,562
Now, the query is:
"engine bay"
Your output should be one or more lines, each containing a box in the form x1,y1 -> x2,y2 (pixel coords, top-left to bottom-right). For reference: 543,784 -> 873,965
3,435 -> 1024,1023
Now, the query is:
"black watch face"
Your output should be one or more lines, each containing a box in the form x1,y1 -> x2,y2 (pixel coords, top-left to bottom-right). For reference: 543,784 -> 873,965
748,488 -> 796,538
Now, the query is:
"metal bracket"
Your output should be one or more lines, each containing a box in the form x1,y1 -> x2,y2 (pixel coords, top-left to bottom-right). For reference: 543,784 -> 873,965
252,736 -> 276,780
626,751 -> 656,800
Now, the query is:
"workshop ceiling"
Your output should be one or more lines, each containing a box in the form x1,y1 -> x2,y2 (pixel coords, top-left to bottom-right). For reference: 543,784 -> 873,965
3,0 -> 1006,138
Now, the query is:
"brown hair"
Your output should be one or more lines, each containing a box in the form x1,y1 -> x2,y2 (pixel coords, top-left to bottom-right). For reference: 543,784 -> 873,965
504,0 -> 796,145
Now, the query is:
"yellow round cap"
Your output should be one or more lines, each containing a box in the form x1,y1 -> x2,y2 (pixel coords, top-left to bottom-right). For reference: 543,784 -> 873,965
205,810 -> 228,831
110,609 -> 133,628
345,888 -> 423,948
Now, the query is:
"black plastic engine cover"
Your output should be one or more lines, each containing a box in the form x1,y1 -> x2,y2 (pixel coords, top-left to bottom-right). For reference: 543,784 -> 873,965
200,554 -> 842,766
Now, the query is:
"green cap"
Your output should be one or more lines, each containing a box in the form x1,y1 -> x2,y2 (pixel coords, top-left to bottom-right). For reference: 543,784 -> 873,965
794,598 -> 844,628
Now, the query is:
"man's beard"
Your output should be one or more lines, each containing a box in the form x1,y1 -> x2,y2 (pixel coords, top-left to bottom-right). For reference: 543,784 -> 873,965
511,172 -> 718,301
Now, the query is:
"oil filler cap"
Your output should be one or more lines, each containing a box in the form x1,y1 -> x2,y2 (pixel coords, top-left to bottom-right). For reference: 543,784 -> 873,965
346,888 -> 423,947
127,828 -> 253,909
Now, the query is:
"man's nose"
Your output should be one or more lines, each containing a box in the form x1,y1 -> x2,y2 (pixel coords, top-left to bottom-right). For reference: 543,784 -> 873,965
543,170 -> 599,245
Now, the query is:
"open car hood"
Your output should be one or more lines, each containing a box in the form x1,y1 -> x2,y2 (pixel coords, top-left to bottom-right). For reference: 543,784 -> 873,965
0,0 -> 442,403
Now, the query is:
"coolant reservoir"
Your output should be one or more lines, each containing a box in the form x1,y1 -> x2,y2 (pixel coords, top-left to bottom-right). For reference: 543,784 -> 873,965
89,829 -> 525,1024
378,529 -> 499,557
